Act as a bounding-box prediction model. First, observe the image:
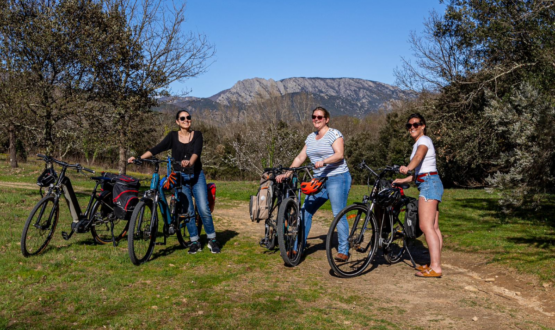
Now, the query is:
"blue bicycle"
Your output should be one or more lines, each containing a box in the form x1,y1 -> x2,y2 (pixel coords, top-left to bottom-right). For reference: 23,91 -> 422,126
127,157 -> 190,265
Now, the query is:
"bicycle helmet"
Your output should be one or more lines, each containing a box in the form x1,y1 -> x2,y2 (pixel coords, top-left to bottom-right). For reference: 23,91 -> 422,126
300,177 -> 327,195
375,187 -> 401,206
160,172 -> 178,190
37,167 -> 57,187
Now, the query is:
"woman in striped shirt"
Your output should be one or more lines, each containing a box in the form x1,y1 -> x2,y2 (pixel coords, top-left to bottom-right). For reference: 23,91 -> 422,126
276,107 -> 352,261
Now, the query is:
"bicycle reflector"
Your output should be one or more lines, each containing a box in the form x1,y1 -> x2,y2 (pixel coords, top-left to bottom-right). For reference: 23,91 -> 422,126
37,167 -> 57,187
300,177 -> 327,195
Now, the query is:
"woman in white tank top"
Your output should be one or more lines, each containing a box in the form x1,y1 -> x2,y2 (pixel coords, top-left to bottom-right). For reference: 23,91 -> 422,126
393,113 -> 444,278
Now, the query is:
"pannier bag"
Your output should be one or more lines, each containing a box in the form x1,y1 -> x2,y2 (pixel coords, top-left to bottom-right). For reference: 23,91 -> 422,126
249,173 -> 274,222
403,197 -> 422,239
100,172 -> 118,216
112,175 -> 140,220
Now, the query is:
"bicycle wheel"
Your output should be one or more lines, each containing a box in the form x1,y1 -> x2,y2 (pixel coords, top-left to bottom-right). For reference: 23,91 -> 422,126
277,197 -> 303,266
21,195 -> 59,257
175,214 -> 189,248
128,200 -> 157,265
264,218 -> 277,250
384,217 -> 407,264
90,200 -> 129,244
326,204 -> 378,278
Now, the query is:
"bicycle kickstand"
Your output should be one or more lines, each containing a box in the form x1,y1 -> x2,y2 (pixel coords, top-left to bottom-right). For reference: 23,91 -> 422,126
404,238 -> 417,268
110,221 -> 117,247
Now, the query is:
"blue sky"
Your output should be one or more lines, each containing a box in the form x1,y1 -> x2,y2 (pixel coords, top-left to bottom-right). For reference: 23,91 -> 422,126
171,0 -> 446,98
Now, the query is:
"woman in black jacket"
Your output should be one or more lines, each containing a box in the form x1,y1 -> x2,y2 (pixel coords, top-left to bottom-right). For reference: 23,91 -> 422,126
128,110 -> 220,254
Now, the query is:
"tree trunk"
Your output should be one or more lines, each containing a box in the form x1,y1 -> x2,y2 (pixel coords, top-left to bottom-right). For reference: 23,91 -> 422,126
118,144 -> 127,175
8,123 -> 18,168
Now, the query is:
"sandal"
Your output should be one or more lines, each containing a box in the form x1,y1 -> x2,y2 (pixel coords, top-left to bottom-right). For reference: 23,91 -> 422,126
416,264 -> 429,272
415,268 -> 442,278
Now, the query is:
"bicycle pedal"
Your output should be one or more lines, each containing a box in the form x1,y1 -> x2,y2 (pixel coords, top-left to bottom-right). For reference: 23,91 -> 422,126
61,231 -> 70,240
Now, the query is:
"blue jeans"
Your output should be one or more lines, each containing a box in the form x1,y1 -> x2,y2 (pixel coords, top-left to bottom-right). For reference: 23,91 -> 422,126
301,171 -> 351,254
176,171 -> 216,241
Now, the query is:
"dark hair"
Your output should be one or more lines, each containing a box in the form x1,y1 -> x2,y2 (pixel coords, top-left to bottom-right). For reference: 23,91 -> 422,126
312,107 -> 330,126
175,109 -> 190,120
407,113 -> 426,134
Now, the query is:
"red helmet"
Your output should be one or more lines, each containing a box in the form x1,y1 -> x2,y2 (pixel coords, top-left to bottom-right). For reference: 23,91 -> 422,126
300,177 -> 327,195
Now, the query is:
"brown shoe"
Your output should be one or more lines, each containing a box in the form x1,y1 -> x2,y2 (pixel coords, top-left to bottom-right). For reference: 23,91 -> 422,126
334,253 -> 349,262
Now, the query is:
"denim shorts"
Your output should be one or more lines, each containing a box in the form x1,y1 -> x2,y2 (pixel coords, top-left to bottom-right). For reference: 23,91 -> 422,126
415,173 -> 444,202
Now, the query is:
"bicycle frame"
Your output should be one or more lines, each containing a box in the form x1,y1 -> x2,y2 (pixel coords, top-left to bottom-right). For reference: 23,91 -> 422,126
35,155 -> 104,240
355,161 -> 416,266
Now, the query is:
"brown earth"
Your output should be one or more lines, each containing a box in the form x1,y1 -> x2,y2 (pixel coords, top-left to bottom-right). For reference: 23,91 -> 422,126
213,203 -> 555,330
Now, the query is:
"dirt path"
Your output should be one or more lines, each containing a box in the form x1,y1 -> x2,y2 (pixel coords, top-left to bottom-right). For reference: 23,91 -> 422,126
213,202 -> 555,329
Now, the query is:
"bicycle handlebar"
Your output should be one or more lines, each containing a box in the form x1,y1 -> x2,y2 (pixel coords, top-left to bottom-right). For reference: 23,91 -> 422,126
37,154 -> 95,173
358,160 -> 413,177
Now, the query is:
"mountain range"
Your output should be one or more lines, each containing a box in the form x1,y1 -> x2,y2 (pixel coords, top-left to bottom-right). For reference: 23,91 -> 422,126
161,77 -> 413,118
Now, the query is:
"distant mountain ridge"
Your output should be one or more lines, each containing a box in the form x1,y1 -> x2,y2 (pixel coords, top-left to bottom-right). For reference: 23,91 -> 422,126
162,77 -> 413,117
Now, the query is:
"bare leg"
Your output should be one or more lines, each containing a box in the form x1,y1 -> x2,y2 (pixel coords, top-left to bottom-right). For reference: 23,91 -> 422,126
417,197 -> 442,274
433,205 -> 442,251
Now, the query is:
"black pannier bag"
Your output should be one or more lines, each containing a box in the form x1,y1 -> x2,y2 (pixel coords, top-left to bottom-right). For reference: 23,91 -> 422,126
112,175 -> 140,220
404,197 -> 422,239
100,172 -> 118,217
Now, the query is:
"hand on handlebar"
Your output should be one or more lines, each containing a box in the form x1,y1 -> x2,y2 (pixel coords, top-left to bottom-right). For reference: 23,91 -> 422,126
399,166 -> 411,175
181,160 -> 191,168
127,157 -> 135,164
276,173 -> 290,183
314,161 -> 326,169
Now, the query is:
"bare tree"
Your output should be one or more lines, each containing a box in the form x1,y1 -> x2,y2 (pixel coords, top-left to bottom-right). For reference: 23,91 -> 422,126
101,0 -> 216,174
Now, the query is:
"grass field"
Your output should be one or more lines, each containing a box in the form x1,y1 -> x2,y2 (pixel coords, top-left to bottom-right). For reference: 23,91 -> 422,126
0,158 -> 553,329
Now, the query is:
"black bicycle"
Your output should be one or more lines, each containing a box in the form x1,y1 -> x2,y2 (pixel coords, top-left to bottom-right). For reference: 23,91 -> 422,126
21,155 -> 129,256
275,165 -> 314,267
325,161 -> 416,277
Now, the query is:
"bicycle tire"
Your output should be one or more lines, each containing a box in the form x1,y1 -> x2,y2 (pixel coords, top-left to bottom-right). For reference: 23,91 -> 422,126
277,197 -> 303,266
128,200 -> 157,265
90,200 -> 129,245
325,204 -> 378,278
21,195 -> 59,257
384,218 -> 407,264
175,214 -> 188,248
264,218 -> 277,250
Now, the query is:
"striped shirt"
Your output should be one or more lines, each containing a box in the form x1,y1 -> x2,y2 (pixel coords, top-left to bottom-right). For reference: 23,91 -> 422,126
305,128 -> 349,177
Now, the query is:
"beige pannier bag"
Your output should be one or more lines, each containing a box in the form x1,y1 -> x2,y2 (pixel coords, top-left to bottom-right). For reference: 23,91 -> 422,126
249,172 -> 275,222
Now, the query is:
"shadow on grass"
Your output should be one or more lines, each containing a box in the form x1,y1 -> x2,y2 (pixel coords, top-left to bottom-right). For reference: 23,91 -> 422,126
150,229 -> 239,261
451,196 -> 555,228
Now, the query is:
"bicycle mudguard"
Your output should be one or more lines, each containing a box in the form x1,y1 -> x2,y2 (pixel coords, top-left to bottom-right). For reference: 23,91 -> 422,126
61,177 -> 82,223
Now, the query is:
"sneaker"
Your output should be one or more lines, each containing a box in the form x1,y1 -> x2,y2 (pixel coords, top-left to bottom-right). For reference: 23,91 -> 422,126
207,239 -> 221,254
188,241 -> 202,254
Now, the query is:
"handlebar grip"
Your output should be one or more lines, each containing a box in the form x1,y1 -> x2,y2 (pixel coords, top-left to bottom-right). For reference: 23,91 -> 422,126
133,159 -> 143,165
83,167 -> 95,174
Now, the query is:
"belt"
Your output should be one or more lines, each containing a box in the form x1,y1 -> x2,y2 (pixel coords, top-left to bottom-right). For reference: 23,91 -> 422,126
416,172 -> 438,182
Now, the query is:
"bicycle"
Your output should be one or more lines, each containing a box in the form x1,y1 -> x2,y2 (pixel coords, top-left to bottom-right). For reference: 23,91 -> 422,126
127,157 -> 216,265
21,154 -> 129,257
275,165 -> 315,267
325,161 -> 417,277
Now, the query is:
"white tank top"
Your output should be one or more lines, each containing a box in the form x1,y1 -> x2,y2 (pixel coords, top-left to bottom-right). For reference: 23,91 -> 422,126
410,135 -> 437,176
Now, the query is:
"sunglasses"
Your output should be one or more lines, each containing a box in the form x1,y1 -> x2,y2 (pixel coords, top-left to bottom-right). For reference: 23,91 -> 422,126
179,116 -> 192,121
406,122 -> 423,130
312,115 -> 325,120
